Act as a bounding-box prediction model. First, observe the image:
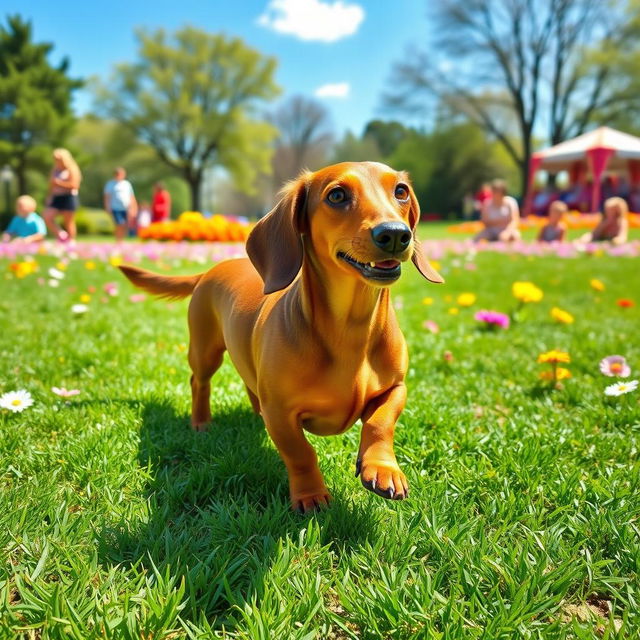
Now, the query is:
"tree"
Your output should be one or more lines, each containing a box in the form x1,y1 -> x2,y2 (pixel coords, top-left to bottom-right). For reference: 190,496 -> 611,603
269,95 -> 333,185
0,15 -> 82,194
70,115 -> 189,213
362,120 -> 409,157
387,123 -> 517,216
332,131 -> 383,164
97,26 -> 280,210
384,0 -> 640,197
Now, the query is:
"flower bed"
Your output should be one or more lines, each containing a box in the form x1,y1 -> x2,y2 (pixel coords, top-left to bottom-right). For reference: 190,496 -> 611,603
138,212 -> 252,242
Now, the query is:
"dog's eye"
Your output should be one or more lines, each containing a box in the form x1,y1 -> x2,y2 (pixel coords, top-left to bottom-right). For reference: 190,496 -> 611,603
395,184 -> 410,201
326,187 -> 348,205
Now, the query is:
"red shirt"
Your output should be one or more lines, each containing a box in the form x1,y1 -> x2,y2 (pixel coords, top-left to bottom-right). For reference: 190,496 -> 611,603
152,189 -> 171,222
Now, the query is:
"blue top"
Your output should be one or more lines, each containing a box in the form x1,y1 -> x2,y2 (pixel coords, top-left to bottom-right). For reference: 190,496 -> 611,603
104,179 -> 134,211
6,212 -> 47,237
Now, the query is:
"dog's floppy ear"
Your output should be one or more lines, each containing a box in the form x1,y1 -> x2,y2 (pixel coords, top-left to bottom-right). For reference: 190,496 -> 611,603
407,182 -> 444,284
246,175 -> 308,294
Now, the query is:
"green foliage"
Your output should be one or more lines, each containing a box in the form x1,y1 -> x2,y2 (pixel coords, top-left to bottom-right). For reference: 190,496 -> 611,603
332,131 -> 383,164
96,26 -> 280,210
0,15 -> 82,195
363,120 -> 409,157
335,121 -> 518,216
74,207 -> 114,236
70,115 -> 190,214
389,123 -> 519,217
0,247 -> 638,638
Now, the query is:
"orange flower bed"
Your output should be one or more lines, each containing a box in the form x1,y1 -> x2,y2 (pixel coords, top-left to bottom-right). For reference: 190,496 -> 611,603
138,212 -> 253,242
447,212 -> 640,234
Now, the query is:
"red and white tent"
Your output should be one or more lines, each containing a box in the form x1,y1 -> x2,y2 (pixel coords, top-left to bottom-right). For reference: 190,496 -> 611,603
527,126 -> 640,212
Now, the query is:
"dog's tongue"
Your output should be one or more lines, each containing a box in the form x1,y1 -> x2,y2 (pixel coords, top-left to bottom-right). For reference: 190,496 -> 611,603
375,260 -> 400,270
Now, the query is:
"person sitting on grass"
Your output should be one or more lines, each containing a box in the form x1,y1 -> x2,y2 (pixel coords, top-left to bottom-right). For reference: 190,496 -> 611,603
579,196 -> 629,245
474,179 -> 521,243
537,200 -> 568,243
2,195 -> 46,243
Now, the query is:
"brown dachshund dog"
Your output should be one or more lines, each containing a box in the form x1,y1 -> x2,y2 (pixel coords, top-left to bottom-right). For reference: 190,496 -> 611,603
119,162 -> 443,512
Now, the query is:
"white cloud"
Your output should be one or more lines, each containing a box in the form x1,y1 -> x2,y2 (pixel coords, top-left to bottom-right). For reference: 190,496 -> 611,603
257,0 -> 365,43
314,82 -> 350,98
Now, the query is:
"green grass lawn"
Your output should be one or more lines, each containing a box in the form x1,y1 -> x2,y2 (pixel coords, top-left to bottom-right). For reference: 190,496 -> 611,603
1,245 -> 639,639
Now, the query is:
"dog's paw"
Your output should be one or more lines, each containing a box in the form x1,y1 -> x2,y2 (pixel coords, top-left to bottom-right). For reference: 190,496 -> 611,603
356,459 -> 409,500
291,491 -> 331,514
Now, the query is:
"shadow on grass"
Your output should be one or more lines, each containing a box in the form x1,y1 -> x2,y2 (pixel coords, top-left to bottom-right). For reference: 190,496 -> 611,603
97,397 -> 376,629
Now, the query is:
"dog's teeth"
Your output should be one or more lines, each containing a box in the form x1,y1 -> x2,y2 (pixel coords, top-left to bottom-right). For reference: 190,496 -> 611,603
369,262 -> 376,267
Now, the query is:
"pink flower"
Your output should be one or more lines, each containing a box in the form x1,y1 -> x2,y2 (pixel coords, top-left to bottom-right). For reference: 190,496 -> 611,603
599,355 -> 631,378
474,310 -> 510,329
423,320 -> 440,334
51,387 -> 81,398
443,350 -> 454,362
129,293 -> 146,303
104,282 -> 119,296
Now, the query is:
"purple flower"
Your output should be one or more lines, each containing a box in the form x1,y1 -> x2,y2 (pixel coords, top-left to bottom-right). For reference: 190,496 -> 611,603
474,309 -> 510,329
599,355 -> 631,377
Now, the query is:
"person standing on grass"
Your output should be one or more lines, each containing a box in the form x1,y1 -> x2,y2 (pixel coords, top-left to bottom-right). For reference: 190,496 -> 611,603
43,148 -> 82,242
474,179 -> 521,242
104,167 -> 137,242
151,182 -> 171,222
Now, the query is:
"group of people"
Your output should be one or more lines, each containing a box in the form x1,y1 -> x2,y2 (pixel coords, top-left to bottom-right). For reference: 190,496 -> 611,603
2,148 -> 171,244
473,179 -> 629,245
529,177 -> 640,216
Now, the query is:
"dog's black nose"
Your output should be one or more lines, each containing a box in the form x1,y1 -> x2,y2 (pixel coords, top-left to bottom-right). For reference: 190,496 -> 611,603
371,222 -> 412,254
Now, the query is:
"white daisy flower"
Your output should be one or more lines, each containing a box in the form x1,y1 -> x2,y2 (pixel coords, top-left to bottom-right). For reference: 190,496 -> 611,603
71,304 -> 89,314
48,267 -> 65,280
604,380 -> 639,396
0,390 -> 34,413
48,279 -> 60,288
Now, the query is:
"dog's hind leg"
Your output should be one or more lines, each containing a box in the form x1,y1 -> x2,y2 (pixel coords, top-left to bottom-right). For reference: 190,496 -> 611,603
245,385 -> 261,415
187,285 -> 226,431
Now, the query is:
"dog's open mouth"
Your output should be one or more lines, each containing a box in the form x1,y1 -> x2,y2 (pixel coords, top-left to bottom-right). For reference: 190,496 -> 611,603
337,252 -> 402,281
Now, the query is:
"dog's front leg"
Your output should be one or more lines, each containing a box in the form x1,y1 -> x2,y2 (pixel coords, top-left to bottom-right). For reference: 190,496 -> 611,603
357,384 -> 409,500
262,407 -> 331,513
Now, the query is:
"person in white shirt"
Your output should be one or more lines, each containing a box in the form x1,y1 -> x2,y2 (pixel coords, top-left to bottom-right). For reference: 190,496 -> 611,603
474,179 -> 521,242
104,167 -> 137,242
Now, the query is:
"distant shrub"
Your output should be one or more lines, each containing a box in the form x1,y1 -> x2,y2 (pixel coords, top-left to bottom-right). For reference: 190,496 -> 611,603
75,208 -> 114,236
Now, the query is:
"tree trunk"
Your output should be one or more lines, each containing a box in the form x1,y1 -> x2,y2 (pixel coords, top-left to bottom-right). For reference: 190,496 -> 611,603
187,176 -> 201,211
519,155 -> 531,213
16,163 -> 28,196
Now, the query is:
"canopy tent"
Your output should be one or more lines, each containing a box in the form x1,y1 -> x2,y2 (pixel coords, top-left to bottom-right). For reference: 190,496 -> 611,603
526,126 -> 640,213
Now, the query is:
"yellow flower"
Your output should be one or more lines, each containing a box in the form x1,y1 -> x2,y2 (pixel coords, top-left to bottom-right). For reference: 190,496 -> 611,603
539,367 -> 571,380
590,278 -> 605,292
457,292 -> 477,307
448,307 -> 459,315
80,294 -> 91,303
84,261 -> 96,270
512,281 -> 543,303
430,260 -> 441,272
550,307 -> 574,324
10,261 -> 38,278
537,350 -> 571,364
109,255 -> 123,267
55,261 -> 67,271
422,297 -> 434,305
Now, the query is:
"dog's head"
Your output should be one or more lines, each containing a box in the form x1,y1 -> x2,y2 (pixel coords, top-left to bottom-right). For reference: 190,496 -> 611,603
246,161 -> 444,294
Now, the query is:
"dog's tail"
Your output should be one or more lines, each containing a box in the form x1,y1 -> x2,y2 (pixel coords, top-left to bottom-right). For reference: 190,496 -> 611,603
119,264 -> 202,301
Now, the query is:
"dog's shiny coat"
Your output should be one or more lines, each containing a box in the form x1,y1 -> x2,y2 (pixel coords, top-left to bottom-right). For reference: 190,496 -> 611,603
120,162 -> 443,512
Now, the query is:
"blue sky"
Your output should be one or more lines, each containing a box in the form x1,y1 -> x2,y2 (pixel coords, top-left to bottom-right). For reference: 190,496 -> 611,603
5,0 -> 433,136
